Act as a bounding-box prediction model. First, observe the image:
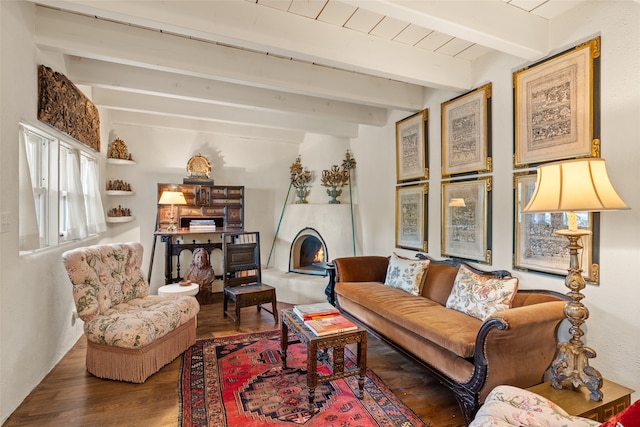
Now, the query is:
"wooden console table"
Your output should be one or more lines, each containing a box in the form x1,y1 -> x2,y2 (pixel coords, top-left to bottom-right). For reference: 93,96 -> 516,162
527,379 -> 634,422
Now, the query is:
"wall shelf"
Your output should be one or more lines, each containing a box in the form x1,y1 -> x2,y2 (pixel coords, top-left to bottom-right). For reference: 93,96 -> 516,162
106,216 -> 135,223
107,158 -> 136,165
106,190 -> 135,196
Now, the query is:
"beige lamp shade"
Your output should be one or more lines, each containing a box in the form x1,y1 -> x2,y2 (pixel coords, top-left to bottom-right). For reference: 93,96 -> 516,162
523,158 -> 629,213
158,191 -> 187,205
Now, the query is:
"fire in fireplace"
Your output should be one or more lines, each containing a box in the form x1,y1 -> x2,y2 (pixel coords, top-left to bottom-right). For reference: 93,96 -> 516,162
289,227 -> 328,276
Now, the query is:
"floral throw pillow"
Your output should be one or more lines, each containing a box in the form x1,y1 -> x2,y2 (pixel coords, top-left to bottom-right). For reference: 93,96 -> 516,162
383,253 -> 430,296
446,265 -> 518,321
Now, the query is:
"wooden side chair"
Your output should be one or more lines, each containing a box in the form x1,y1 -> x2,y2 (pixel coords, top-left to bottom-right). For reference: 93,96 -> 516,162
222,231 -> 278,330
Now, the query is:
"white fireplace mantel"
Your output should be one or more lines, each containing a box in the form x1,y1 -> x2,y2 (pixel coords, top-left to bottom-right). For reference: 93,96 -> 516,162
263,203 -> 361,304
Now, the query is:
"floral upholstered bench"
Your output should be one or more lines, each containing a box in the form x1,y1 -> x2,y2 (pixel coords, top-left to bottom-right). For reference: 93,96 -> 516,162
62,242 -> 200,383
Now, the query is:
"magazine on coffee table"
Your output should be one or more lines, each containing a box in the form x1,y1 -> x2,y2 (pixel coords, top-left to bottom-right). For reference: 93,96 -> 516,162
304,315 -> 357,336
293,302 -> 339,321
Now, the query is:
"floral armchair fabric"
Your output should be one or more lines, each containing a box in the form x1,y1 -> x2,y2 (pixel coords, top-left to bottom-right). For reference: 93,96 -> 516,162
63,242 -> 199,349
470,385 -> 600,427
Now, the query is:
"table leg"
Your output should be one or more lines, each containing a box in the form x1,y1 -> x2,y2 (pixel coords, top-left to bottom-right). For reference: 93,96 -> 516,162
223,292 -> 228,317
333,346 -> 345,374
357,333 -> 367,399
234,303 -> 241,330
281,320 -> 289,369
308,342 -> 318,413
271,295 -> 278,325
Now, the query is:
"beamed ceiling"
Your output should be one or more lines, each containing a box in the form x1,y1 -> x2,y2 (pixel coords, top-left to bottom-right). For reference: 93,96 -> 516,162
30,0 -> 586,142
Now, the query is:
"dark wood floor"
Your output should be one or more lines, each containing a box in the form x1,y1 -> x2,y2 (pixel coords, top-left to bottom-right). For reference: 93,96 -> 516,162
3,297 -> 464,427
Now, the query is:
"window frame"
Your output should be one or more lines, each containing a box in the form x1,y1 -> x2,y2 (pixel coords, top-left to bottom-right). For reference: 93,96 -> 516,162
20,122 -> 104,252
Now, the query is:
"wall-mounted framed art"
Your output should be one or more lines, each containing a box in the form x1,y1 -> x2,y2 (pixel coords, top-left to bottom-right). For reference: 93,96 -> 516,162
396,109 -> 429,183
395,183 -> 428,251
441,177 -> 492,264
513,36 -> 600,168
513,172 -> 600,284
441,83 -> 492,177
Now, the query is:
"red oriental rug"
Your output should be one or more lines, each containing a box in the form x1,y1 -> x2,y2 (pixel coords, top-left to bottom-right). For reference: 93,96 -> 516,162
179,330 -> 429,427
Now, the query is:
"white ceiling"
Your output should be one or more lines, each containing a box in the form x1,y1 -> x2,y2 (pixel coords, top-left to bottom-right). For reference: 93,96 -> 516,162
31,0 -> 586,141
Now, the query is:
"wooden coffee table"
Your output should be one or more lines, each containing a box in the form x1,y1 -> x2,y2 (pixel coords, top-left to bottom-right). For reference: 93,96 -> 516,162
280,308 -> 367,413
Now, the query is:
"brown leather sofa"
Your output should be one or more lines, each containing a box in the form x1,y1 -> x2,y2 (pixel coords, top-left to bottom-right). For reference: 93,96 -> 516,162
333,255 -> 568,425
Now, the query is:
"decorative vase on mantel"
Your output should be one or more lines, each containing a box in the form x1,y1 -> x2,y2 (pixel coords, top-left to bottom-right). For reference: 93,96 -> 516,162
295,186 -> 310,204
320,150 -> 357,205
321,165 -> 349,204
325,186 -> 342,204
290,155 -> 313,204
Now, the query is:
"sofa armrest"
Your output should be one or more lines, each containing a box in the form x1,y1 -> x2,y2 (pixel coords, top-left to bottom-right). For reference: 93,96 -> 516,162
334,256 -> 389,283
474,299 -> 567,399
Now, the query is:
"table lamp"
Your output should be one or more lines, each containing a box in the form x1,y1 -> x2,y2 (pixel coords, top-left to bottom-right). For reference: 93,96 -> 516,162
158,190 -> 187,232
522,158 -> 629,401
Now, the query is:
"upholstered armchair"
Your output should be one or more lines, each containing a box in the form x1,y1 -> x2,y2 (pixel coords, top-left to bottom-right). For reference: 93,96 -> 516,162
62,242 -> 200,383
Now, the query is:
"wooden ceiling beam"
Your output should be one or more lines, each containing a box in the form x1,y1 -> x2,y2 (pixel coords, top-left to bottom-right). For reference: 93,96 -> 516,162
92,88 -> 360,138
34,5 -> 430,109
66,57 -> 389,126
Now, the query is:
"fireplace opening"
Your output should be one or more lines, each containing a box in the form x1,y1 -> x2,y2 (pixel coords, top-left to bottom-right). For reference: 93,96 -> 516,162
289,228 -> 328,276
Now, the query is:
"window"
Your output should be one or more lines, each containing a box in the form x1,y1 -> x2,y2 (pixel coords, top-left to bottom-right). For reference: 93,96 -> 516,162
23,127 -> 51,246
19,123 -> 106,251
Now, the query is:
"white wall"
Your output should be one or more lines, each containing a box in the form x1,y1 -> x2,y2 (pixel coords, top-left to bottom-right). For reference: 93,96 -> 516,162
104,124 -> 297,292
352,0 -> 640,399
0,2 -> 88,422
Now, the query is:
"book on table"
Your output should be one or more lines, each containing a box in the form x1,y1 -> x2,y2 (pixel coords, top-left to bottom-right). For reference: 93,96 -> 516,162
293,302 -> 339,321
304,314 -> 358,336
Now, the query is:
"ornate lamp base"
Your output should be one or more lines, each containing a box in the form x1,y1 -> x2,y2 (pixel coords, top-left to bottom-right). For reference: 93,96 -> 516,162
167,205 -> 178,231
551,229 -> 603,401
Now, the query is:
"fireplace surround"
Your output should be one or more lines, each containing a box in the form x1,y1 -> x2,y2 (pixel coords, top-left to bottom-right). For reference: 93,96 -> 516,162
262,204 -> 361,304
289,227 -> 328,276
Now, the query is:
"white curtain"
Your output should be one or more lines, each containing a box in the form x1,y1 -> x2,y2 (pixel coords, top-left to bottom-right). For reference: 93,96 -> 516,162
65,148 -> 88,240
82,155 -> 106,235
19,128 -> 42,251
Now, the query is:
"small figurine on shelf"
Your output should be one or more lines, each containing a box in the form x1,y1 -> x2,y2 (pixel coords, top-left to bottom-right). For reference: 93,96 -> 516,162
107,205 -> 131,217
107,138 -> 133,161
106,179 -> 132,191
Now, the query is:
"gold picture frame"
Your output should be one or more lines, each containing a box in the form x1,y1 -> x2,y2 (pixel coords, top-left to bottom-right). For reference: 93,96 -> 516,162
513,172 -> 599,284
441,177 -> 492,264
441,83 -> 492,177
513,37 -> 600,167
395,183 -> 428,251
396,110 -> 429,183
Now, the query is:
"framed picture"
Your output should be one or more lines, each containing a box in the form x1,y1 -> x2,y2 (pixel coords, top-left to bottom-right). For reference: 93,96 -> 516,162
395,183 -> 428,251
513,37 -> 600,167
441,177 -> 492,264
441,83 -> 492,177
396,110 -> 429,183
513,172 -> 599,284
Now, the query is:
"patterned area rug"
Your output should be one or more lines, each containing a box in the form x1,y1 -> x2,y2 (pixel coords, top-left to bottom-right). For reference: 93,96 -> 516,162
179,330 -> 429,426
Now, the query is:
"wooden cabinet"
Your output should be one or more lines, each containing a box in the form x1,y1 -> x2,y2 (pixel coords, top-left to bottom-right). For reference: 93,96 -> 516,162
156,183 -> 244,230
